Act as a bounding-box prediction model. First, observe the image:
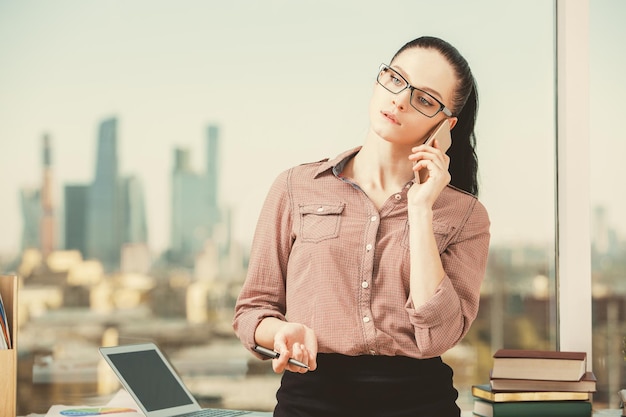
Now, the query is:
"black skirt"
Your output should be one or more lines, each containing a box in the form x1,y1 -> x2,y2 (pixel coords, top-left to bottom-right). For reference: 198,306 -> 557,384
273,353 -> 460,417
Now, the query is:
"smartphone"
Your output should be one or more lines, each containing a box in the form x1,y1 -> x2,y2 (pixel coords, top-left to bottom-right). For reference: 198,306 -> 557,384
417,119 -> 452,183
423,118 -> 452,153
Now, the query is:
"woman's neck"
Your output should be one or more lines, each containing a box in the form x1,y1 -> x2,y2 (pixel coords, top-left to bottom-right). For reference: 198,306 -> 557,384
346,138 -> 415,193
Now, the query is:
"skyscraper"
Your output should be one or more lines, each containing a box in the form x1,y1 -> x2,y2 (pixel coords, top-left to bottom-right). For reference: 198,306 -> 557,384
40,134 -> 55,256
20,187 -> 40,251
205,125 -> 226,255
64,184 -> 89,257
86,117 -> 120,269
119,175 -> 148,245
170,148 -> 209,260
169,124 -> 222,265
206,125 -> 219,222
18,134 -> 56,254
83,117 -> 149,270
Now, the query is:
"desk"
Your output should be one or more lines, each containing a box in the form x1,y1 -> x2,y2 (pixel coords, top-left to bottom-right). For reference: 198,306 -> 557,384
460,411 -> 623,417
18,387 -> 624,417
23,409 -> 624,417
20,388 -> 273,417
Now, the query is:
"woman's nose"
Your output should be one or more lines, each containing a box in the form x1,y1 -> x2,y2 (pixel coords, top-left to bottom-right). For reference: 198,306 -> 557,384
392,89 -> 411,111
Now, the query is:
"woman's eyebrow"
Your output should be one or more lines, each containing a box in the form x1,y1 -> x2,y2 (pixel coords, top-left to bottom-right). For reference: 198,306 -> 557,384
391,64 -> 445,101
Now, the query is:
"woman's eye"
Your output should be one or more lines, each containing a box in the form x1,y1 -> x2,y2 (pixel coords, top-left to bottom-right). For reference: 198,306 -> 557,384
417,95 -> 434,107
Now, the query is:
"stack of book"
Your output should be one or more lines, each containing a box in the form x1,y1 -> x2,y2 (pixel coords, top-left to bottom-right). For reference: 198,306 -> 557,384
472,349 -> 596,417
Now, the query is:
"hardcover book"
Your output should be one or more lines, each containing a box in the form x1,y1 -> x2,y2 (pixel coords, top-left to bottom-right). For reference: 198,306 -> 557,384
490,371 -> 597,393
472,398 -> 592,417
472,384 -> 590,402
491,349 -> 587,381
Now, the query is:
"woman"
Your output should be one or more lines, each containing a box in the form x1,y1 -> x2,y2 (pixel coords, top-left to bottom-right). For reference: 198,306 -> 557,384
233,36 -> 490,417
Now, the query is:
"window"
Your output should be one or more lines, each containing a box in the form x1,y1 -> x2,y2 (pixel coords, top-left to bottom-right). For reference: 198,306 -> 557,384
1,0 -> 620,414
589,0 -> 626,408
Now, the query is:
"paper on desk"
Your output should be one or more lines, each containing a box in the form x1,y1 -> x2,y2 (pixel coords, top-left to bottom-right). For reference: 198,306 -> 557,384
44,389 -> 143,417
105,389 -> 142,409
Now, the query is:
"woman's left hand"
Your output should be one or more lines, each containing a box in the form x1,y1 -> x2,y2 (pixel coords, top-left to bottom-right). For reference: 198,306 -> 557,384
407,139 -> 451,207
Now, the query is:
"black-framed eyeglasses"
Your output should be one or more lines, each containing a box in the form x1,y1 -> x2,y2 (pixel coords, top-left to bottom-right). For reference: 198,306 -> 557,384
376,63 -> 453,118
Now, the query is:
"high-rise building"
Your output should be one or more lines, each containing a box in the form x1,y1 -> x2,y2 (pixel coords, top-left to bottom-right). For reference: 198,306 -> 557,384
19,134 -> 56,255
170,147 -> 189,256
205,125 -> 226,255
206,125 -> 219,227
169,124 -> 222,265
170,148 -> 209,259
119,175 -> 148,245
20,187 -> 40,251
40,134 -> 55,256
64,184 -> 89,257
86,117 -> 120,269
592,205 -> 618,257
83,117 -> 149,270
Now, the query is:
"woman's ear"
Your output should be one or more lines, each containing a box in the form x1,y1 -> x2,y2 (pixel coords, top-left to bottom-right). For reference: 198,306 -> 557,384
448,117 -> 458,130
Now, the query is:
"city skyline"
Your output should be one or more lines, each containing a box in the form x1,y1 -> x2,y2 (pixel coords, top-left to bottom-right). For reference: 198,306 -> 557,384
1,1 -> 625,257
15,117 -> 228,271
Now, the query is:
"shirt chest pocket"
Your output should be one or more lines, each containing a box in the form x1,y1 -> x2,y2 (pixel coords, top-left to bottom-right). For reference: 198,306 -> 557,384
298,203 -> 345,243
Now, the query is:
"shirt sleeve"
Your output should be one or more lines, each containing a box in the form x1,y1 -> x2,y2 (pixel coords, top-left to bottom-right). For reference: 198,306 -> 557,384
405,198 -> 491,357
232,169 -> 294,352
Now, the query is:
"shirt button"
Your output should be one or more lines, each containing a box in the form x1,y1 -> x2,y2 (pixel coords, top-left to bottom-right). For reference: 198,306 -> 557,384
394,194 -> 402,200
370,215 -> 377,222
361,281 -> 369,289
363,316 -> 370,323
365,244 -> 372,251
317,207 -> 324,212
369,350 -> 376,355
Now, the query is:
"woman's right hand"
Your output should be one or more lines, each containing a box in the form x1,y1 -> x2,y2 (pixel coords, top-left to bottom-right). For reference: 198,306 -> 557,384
268,321 -> 318,373
255,317 -> 318,373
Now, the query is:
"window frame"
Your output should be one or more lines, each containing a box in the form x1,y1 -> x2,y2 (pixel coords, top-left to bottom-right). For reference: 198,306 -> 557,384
555,0 -> 593,362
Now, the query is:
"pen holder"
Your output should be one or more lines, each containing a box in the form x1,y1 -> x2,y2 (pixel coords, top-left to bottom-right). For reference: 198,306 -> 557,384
0,274 -> 18,417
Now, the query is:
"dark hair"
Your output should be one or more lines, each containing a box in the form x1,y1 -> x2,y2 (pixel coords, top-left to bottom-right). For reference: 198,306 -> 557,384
392,36 -> 479,196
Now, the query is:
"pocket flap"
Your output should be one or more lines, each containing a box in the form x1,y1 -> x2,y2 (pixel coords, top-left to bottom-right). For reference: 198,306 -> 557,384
299,203 -> 345,216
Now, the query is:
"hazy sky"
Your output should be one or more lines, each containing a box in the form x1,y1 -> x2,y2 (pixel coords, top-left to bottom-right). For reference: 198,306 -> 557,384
0,0 -> 623,257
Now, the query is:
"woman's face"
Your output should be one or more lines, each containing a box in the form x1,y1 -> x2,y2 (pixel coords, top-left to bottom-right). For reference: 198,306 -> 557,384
368,47 -> 458,147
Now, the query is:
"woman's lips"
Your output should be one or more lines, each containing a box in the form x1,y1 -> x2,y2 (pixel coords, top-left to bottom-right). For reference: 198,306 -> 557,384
381,111 -> 400,125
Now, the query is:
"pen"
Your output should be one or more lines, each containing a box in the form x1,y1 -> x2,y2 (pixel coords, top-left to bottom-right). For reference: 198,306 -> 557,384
253,345 -> 310,369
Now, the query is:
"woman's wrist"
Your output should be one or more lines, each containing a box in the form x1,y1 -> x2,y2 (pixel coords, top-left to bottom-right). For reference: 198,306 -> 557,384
255,317 -> 285,347
408,205 -> 433,223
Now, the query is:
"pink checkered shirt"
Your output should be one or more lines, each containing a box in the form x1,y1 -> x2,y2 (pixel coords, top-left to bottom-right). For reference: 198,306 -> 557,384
233,147 -> 490,359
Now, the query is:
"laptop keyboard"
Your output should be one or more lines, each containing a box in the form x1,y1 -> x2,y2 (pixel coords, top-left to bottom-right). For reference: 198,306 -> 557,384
177,410 -> 251,417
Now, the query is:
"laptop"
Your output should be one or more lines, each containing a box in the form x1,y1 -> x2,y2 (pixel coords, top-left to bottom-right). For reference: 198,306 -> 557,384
99,342 -> 273,417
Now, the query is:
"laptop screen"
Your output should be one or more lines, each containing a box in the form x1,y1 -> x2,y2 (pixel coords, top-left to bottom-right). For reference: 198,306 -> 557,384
107,349 -> 194,411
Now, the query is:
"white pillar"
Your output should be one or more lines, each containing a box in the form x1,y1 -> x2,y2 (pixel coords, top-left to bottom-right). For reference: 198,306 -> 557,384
556,0 -> 592,364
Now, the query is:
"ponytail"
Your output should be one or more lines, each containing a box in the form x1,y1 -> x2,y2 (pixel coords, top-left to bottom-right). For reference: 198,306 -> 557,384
448,81 -> 479,196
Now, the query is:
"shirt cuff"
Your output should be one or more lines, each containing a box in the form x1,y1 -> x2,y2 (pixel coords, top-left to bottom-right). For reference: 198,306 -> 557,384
236,309 -> 286,355
405,276 -> 461,328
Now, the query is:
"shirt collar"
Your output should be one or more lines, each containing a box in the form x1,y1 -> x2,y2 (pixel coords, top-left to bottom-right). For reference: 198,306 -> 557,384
317,146 -> 416,188
314,146 -> 362,178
